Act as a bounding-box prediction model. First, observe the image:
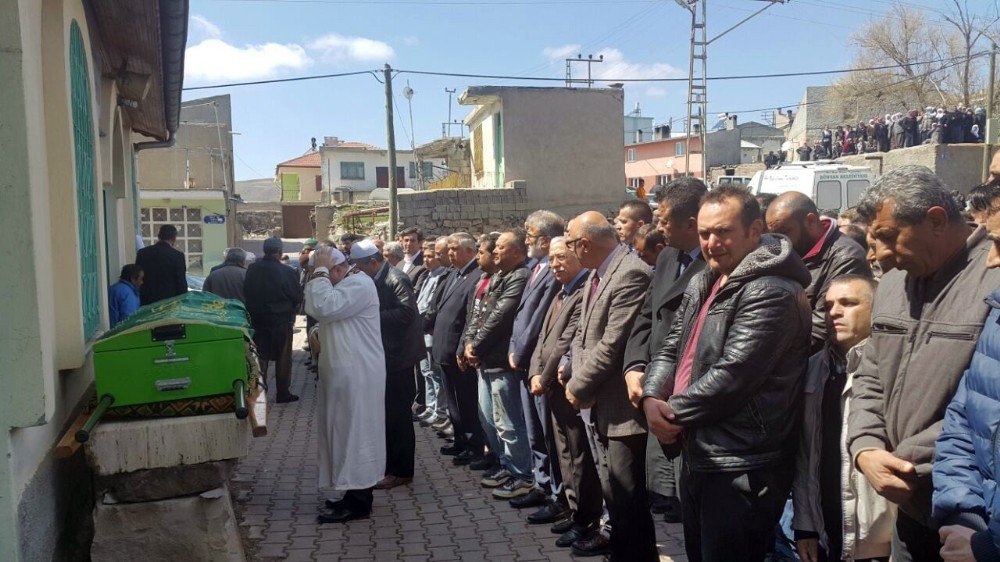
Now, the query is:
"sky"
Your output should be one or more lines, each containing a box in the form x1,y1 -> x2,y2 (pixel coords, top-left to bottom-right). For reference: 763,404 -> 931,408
180,0 -> 957,181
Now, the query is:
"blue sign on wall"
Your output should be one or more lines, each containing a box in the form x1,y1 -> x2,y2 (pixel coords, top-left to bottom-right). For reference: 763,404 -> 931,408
204,215 -> 226,224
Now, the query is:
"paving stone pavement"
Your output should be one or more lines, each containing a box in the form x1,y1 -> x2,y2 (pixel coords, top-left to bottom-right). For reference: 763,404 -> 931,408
233,325 -> 688,561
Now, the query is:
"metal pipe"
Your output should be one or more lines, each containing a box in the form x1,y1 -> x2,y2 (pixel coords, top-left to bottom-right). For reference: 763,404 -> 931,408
75,394 -> 115,443
984,43 -> 997,182
233,380 -> 248,419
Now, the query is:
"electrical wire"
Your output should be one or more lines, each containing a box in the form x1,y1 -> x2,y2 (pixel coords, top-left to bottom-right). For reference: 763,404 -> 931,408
395,53 -> 986,82
711,51 -> 990,117
182,70 -> 378,91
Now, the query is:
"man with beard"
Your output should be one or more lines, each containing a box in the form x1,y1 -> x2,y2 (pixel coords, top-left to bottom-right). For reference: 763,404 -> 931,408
507,211 -> 569,522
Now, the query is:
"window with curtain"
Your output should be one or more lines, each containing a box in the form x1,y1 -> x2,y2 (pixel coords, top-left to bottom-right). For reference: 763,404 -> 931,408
340,162 -> 365,180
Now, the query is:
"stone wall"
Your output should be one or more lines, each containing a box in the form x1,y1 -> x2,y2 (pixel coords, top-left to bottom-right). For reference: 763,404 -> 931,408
237,210 -> 282,237
398,187 -> 528,236
838,143 -> 997,194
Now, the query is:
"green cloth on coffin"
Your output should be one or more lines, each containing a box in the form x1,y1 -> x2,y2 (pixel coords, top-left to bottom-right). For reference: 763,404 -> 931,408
101,291 -> 253,341
94,292 -> 260,419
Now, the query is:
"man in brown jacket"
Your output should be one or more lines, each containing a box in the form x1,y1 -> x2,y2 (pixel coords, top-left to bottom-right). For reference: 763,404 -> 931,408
528,236 -> 602,550
565,211 -> 656,561
847,166 -> 1000,562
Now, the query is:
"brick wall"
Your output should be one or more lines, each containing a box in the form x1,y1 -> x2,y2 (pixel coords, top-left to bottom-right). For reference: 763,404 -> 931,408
398,187 -> 528,235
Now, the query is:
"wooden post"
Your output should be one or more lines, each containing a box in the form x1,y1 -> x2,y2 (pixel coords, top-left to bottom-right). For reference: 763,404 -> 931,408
384,64 -> 398,238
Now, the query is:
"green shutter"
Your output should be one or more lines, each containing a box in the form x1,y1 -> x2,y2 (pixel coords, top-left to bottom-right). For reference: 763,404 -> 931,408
70,21 -> 100,338
281,173 -> 301,201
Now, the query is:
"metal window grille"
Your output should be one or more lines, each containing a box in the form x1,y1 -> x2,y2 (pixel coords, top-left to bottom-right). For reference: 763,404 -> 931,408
140,206 -> 205,274
70,21 -> 101,338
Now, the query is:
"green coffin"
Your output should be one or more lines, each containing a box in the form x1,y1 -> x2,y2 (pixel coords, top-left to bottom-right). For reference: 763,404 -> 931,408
93,293 -> 251,408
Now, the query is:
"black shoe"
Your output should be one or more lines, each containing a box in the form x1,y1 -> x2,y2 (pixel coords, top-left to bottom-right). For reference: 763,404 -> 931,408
509,488 -> 548,509
527,501 -> 571,524
317,507 -> 369,524
649,491 -> 670,514
324,499 -> 345,510
550,517 -> 575,535
570,532 -> 611,557
440,444 -> 463,456
276,394 -> 299,404
469,454 -> 497,471
556,524 -> 595,548
452,449 -> 482,466
663,496 -> 682,523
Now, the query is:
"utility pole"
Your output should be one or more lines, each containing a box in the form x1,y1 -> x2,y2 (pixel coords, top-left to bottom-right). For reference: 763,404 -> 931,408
984,43 -> 997,182
444,88 -> 456,138
384,63 -> 398,238
565,54 -> 604,88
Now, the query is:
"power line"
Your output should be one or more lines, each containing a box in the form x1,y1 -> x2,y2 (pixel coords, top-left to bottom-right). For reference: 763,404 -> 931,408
179,53 -> 986,92
234,152 -> 267,178
395,54 -> 985,82
182,70 -> 377,91
711,51 -> 991,117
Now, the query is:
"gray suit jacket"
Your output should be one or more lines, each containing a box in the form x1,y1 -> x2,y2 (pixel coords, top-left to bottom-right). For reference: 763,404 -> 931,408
530,274 -> 586,389
568,246 -> 652,438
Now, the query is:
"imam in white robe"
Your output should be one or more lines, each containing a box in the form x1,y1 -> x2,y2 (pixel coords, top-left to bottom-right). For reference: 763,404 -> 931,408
305,271 -> 386,492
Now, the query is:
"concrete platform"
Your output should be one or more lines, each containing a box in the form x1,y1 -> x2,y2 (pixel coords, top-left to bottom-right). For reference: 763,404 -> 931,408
85,413 -> 250,476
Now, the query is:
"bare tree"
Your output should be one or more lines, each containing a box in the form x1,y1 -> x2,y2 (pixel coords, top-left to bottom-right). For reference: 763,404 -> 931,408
940,0 -> 999,106
831,4 -> 949,116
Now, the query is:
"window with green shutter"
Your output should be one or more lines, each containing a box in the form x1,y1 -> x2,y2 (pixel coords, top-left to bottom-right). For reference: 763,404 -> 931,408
70,20 -> 100,338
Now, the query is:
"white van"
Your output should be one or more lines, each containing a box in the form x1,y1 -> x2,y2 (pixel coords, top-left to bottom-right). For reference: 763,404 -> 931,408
716,175 -> 753,188
747,163 -> 874,211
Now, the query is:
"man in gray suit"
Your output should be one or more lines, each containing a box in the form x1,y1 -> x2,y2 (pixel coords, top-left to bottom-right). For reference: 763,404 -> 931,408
529,236 -> 603,550
565,211 -> 657,561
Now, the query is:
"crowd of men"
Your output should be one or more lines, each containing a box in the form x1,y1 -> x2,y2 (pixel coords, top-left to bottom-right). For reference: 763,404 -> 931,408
761,106 -> 989,167
122,158 -> 1000,561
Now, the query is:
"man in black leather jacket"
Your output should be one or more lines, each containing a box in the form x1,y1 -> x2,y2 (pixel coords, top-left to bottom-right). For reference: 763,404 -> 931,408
351,239 -> 424,491
461,230 -> 534,500
641,186 -> 812,562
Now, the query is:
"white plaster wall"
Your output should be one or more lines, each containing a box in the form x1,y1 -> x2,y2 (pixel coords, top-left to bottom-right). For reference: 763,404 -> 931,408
320,148 -> 419,193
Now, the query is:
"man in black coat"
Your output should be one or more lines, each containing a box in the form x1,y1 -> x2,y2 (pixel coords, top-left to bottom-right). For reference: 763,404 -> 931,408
351,239 -> 424,490
244,237 -> 303,403
642,186 -> 812,562
765,192 -> 871,354
432,233 -> 485,460
624,177 -> 708,523
135,224 -> 187,305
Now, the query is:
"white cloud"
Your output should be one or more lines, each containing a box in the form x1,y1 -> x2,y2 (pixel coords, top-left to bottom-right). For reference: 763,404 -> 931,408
400,36 -> 420,47
592,48 -> 683,81
645,86 -> 668,97
542,44 -> 582,60
191,15 -> 222,40
185,39 -> 312,82
309,34 -> 395,62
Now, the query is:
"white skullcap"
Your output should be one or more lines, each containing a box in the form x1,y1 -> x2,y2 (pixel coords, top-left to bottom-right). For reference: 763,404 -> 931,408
314,245 -> 346,266
349,239 -> 379,260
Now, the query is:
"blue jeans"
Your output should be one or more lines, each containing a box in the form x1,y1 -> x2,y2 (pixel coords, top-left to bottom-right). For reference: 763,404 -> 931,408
477,368 -> 532,479
420,351 -> 447,419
